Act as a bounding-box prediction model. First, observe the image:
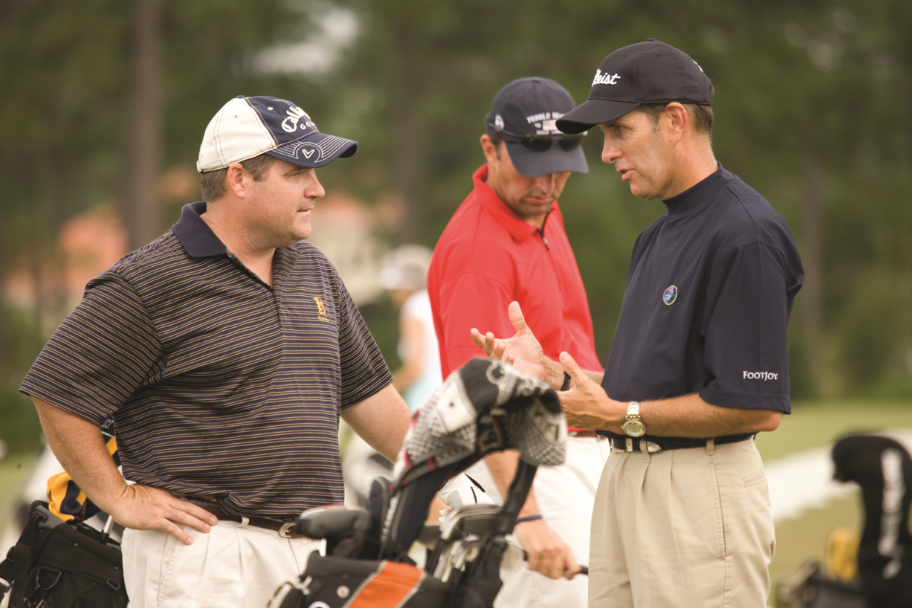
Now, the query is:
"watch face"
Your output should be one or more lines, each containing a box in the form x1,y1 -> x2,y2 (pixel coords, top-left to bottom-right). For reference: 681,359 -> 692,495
622,420 -> 646,437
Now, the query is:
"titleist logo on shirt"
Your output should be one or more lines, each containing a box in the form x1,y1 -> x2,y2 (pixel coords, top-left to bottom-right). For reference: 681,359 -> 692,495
743,371 -> 778,380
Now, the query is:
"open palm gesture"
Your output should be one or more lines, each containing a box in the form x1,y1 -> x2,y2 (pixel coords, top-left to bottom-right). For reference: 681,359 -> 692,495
470,302 -> 563,389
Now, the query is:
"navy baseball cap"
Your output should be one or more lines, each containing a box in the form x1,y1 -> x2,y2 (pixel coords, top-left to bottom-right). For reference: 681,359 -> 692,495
556,40 -> 713,134
197,96 -> 358,172
485,78 -> 588,178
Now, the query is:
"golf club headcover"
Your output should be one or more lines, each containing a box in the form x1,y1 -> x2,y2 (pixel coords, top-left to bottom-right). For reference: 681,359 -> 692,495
832,433 -> 912,608
394,358 -> 566,489
381,358 -> 565,560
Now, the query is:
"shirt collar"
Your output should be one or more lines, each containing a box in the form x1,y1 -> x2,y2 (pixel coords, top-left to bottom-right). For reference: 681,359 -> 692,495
472,164 -> 557,242
172,202 -> 228,258
662,162 -> 731,217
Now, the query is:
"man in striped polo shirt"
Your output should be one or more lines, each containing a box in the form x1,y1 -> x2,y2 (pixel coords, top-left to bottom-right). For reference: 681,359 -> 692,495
21,96 -> 414,608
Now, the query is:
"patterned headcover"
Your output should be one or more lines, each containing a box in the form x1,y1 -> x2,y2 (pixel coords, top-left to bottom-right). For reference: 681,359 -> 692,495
392,358 -> 567,489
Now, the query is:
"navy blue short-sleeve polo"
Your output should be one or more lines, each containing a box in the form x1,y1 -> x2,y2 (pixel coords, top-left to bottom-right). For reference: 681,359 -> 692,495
601,165 -> 803,442
21,202 -> 392,519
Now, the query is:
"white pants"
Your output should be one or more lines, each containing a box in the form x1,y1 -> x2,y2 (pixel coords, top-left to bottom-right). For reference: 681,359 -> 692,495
465,436 -> 611,608
122,521 -> 320,608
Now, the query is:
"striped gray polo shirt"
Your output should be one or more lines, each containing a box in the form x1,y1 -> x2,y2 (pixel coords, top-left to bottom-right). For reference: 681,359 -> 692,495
21,202 -> 393,519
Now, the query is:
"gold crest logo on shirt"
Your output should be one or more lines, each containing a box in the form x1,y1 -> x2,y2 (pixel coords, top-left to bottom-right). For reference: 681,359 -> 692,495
314,297 -> 330,322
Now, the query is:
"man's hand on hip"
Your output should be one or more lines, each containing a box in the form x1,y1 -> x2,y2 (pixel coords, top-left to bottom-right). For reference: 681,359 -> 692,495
514,518 -> 581,580
470,301 -> 563,388
109,485 -> 217,545
32,397 -> 217,546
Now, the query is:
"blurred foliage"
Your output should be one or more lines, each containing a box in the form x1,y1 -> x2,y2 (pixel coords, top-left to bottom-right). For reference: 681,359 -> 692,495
1,0 -> 910,456
0,306 -> 45,454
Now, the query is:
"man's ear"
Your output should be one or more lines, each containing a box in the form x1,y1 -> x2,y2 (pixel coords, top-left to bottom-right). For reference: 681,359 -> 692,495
480,134 -> 499,164
663,103 -> 689,144
225,163 -> 248,198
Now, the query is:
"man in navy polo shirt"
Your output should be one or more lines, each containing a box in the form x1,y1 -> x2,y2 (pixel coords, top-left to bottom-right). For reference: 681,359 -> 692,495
428,77 -> 607,608
22,96 -> 414,608
475,41 -> 804,607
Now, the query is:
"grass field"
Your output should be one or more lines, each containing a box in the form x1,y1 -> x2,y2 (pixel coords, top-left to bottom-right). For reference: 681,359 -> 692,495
0,451 -> 38,537
0,398 -> 909,600
755,399 -> 912,601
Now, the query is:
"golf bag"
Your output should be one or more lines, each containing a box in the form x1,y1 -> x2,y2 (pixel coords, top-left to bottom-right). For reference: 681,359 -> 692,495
0,500 -> 128,608
831,433 -> 912,608
269,358 -> 567,608
775,561 -> 867,608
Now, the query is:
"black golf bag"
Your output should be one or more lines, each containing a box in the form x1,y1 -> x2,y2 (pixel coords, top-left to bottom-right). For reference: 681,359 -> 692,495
269,358 -> 568,608
831,433 -> 912,608
0,501 -> 128,608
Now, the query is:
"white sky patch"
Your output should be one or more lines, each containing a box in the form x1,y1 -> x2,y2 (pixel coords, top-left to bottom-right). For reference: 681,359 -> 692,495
256,6 -> 359,76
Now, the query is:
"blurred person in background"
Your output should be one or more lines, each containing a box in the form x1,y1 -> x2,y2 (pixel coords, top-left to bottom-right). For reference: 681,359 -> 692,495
427,77 -> 608,608
20,96 -> 414,608
380,244 -> 442,411
341,244 -> 441,506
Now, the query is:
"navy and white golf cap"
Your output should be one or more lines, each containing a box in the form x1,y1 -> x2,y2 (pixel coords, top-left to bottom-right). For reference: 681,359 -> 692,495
485,77 -> 588,178
197,96 -> 358,173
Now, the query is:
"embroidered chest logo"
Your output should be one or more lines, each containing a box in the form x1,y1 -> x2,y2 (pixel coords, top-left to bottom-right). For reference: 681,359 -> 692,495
663,285 -> 678,305
313,297 -> 330,322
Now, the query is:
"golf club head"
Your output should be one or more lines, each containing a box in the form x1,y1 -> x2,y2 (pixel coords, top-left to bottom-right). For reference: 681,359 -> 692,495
439,503 -> 501,541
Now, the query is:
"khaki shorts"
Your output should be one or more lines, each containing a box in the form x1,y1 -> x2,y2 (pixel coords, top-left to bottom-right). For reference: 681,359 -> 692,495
589,438 -> 775,608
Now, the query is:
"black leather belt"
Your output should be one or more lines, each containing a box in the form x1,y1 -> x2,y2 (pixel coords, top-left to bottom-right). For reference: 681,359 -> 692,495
606,433 -> 754,453
184,498 -> 301,538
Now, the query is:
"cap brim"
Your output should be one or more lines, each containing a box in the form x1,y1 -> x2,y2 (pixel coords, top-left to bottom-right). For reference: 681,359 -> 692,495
555,99 -> 641,134
505,141 -> 588,178
266,131 -> 358,168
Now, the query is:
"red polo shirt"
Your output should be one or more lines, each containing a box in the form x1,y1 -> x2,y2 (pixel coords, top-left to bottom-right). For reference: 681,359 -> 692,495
428,164 -> 601,382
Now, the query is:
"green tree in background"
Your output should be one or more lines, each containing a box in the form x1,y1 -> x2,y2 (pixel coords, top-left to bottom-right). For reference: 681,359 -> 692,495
1,0 -> 910,457
312,0 -> 912,398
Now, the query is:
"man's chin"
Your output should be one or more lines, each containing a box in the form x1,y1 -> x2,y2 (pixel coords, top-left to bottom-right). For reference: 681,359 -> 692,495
627,184 -> 655,201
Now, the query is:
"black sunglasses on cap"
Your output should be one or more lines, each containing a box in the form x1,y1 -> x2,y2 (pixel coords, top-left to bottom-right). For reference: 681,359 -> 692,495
488,126 -> 586,152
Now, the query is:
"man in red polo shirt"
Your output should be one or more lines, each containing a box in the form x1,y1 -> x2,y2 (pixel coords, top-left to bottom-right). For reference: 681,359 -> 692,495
427,77 -> 607,608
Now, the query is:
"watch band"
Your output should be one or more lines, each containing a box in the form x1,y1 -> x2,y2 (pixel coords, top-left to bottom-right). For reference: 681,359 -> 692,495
561,372 -> 571,391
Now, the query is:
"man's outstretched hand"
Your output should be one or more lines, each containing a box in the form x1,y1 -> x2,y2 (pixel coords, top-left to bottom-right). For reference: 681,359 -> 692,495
470,302 -> 563,388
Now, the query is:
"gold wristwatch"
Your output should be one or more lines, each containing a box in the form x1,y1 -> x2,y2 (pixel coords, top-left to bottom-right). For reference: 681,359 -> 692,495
621,401 -> 646,437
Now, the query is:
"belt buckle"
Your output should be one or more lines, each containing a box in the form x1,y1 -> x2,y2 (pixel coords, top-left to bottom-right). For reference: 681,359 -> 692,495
279,522 -> 296,538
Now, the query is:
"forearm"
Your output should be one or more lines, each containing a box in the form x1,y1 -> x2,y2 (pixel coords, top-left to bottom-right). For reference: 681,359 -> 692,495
33,397 -> 127,512
561,389 -> 780,437
482,450 -> 540,518
35,399 -> 215,543
341,383 -> 413,462
640,393 -> 782,437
